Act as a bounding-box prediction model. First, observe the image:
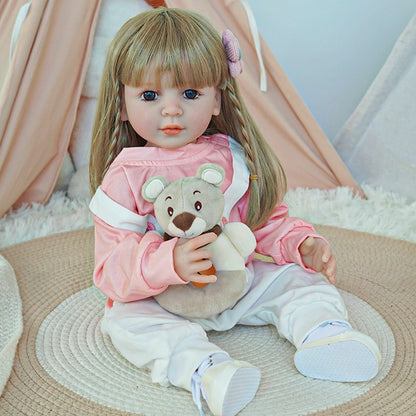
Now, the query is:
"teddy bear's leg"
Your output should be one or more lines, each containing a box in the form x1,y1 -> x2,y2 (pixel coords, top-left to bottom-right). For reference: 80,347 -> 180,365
154,270 -> 247,319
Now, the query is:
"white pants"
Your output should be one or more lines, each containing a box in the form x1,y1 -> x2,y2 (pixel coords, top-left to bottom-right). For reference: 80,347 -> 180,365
101,262 -> 348,392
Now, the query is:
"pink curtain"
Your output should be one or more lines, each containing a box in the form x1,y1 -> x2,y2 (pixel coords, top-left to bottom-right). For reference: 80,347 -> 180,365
0,0 -> 101,217
0,0 -> 362,218
166,0 -> 363,196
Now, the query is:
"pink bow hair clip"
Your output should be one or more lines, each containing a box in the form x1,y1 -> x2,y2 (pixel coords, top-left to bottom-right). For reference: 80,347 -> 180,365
222,29 -> 243,78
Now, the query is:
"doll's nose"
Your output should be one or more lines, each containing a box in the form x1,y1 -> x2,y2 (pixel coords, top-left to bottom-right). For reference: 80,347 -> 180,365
161,99 -> 183,116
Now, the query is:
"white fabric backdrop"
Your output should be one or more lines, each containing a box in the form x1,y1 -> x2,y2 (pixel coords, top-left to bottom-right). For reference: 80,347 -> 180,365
334,13 -> 416,202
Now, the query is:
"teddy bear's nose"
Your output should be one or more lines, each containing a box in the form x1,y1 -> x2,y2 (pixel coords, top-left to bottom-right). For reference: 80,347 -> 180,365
173,212 -> 195,231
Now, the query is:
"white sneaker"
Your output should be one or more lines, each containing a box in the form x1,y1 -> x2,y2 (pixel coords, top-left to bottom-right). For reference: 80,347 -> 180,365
193,359 -> 261,416
294,328 -> 381,382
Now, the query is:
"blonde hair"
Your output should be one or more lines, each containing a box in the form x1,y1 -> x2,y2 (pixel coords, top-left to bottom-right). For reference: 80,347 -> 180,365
89,7 -> 286,229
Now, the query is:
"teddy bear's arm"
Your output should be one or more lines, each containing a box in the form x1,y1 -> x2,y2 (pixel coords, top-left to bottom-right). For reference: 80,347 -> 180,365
222,222 -> 257,257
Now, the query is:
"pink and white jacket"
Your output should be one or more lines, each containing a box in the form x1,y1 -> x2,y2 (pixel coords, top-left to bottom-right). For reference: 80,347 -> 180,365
90,134 -> 322,307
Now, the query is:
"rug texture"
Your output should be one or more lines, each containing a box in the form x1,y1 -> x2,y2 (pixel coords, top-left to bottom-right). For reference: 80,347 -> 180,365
0,225 -> 415,415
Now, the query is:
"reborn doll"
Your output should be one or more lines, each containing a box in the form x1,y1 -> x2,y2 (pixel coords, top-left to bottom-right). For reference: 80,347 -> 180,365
89,7 -> 381,416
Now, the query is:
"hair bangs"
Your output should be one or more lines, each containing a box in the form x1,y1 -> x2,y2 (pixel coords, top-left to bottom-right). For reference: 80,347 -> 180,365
119,8 -> 228,89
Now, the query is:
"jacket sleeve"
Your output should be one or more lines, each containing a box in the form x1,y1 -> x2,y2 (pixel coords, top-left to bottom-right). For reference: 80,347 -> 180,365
91,169 -> 186,303
253,201 -> 326,271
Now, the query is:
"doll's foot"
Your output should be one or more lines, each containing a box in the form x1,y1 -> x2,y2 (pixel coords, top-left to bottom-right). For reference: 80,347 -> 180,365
192,354 -> 260,416
294,322 -> 381,382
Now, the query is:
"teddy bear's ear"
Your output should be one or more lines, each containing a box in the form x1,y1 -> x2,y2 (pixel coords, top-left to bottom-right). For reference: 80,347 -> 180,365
141,176 -> 169,202
196,163 -> 225,187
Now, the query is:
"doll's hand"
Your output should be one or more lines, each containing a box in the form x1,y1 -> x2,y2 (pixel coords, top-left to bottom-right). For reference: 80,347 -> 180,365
299,237 -> 337,284
173,232 -> 218,284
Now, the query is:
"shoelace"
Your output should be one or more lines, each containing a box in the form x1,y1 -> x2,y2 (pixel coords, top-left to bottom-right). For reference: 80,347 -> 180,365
191,356 -> 214,416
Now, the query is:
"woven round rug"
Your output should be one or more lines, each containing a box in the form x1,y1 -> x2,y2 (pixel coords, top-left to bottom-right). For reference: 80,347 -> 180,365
0,225 -> 415,415
34,286 -> 393,416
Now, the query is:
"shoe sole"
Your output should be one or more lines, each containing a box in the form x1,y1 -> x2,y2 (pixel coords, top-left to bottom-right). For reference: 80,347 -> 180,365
294,330 -> 381,382
222,365 -> 261,416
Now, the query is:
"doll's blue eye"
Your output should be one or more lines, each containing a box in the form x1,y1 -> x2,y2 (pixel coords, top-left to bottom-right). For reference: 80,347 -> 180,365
183,89 -> 199,99
141,91 -> 158,101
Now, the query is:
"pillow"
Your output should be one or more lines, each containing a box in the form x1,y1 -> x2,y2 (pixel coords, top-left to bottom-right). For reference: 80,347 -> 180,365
0,254 -> 23,396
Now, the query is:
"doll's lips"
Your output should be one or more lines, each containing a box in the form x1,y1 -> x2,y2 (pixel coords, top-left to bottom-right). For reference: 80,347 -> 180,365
162,125 -> 183,136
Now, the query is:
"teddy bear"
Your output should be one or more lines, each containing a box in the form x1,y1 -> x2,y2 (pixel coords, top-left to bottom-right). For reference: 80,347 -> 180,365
141,163 -> 257,319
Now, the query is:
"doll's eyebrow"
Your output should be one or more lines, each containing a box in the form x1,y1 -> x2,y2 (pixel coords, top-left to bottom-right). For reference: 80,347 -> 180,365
193,190 -> 201,195
165,196 -> 172,201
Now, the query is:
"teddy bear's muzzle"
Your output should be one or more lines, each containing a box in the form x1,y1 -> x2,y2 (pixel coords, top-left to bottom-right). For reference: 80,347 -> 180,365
173,212 -> 196,232
167,214 -> 207,238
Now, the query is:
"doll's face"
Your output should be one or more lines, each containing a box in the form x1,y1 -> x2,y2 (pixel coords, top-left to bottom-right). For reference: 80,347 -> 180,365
122,72 -> 221,149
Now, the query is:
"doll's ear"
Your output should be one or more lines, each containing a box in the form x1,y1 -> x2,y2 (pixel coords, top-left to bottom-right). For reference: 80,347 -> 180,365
142,176 -> 169,202
196,164 -> 225,187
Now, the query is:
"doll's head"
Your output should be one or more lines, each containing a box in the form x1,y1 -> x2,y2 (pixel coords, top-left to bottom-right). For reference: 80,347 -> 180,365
114,9 -> 229,93
90,7 -> 286,230
91,8 -> 228,154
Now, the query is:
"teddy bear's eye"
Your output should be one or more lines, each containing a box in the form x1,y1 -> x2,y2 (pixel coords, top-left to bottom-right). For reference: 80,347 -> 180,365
167,207 -> 174,216
194,201 -> 202,211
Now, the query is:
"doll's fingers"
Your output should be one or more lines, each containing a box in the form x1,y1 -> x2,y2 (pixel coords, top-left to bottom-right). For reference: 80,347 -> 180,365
324,259 -> 337,284
321,244 -> 333,263
188,273 -> 217,284
326,271 -> 336,285
329,260 -> 337,281
300,236 -> 315,255
189,232 -> 217,249
323,268 -> 335,284
189,248 -> 213,262
322,247 -> 336,271
188,259 -> 213,274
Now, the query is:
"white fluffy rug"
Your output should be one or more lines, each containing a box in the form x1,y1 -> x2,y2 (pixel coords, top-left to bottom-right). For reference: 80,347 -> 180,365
1,185 -> 415,249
